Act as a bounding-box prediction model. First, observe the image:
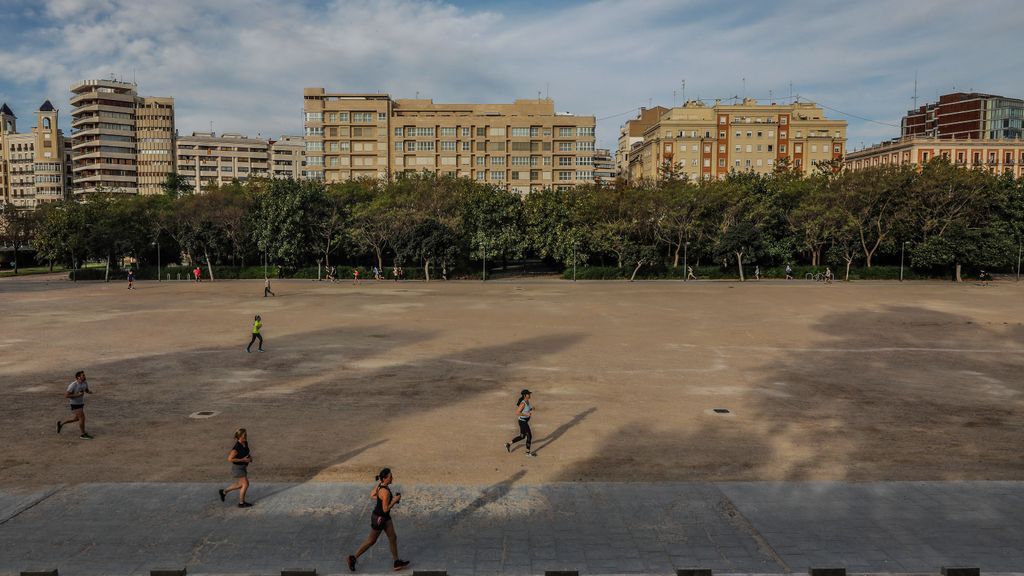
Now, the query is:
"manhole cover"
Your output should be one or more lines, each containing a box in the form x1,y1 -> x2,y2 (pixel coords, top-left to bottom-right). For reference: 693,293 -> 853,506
188,411 -> 219,419
713,408 -> 731,414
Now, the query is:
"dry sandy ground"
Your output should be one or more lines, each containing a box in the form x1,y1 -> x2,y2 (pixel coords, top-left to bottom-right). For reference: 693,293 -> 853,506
2,276 -> 1023,488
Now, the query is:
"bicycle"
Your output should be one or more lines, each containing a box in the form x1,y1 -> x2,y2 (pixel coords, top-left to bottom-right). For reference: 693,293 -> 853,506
805,272 -> 825,282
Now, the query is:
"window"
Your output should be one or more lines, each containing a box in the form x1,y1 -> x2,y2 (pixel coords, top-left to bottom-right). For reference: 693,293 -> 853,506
476,156 -> 485,166
462,142 -> 471,151
511,127 -> 530,137
719,131 -> 726,139
768,159 -> 775,166
512,156 -> 530,166
304,127 -> 323,136
780,131 -> 787,139
704,144 -> 711,153
719,145 -> 725,153
221,166 -> 233,172
796,131 -> 802,138
704,158 -> 711,167
476,128 -> 486,137
834,145 -> 841,153
559,142 -> 574,151
328,113 -> 337,122
734,160 -> 741,167
704,131 -> 711,138
394,141 -> 403,151
462,128 -> 470,137
440,141 -> 456,151
578,126 -> 594,136
577,141 -> 594,151
719,117 -> 727,124
745,160 -> 751,167
490,127 -> 505,137
378,113 -> 387,122
811,145 -> 818,153
414,127 -> 434,137
558,157 -> 572,166
340,142 -> 350,152
735,145 -> 741,152
735,131 -> 741,138
757,131 -> 763,137
353,112 -> 374,123
492,156 -> 505,165
558,171 -> 572,181
779,145 -> 787,153
718,159 -> 726,167
394,128 -> 403,136
767,144 -> 774,152
441,127 -> 456,137
406,141 -> 416,152
306,141 -> 323,151
576,156 -> 592,166
780,117 -> 787,124
491,171 -> 505,180
745,145 -> 752,153
476,170 -> 485,181
304,112 -> 322,122
576,170 -> 593,179
756,144 -> 763,152
476,142 -> 486,151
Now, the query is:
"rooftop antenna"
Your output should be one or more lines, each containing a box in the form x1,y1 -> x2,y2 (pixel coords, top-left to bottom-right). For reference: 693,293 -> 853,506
209,120 -> 213,134
537,90 -> 542,100
681,79 -> 685,103
415,90 -> 419,99
545,82 -> 549,100
769,89 -> 774,104
912,70 -> 919,109
742,77 -> 746,99
789,81 -> 793,102
672,89 -> 677,108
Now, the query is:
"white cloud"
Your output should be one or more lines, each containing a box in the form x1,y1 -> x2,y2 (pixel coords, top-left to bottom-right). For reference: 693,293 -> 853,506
0,0 -> 1021,150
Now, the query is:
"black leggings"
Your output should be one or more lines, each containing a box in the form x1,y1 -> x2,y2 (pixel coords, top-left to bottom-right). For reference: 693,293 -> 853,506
247,333 -> 263,351
512,419 -> 532,451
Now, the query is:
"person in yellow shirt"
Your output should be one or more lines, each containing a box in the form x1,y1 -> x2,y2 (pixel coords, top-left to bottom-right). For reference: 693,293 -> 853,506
246,315 -> 264,353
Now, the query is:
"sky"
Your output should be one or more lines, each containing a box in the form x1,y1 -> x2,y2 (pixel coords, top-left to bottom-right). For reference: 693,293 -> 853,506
0,0 -> 1021,152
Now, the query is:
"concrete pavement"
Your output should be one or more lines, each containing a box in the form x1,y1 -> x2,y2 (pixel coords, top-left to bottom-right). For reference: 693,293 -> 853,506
2,481 -> 1023,575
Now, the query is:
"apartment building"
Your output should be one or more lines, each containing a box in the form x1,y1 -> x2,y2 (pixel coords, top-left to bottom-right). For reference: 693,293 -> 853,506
903,92 -> 1024,140
0,101 -> 69,208
176,132 -> 271,194
302,88 -> 597,193
616,106 -> 668,178
69,79 -> 175,196
269,135 -> 305,179
593,148 -> 616,183
845,135 -> 1024,177
621,99 -> 847,182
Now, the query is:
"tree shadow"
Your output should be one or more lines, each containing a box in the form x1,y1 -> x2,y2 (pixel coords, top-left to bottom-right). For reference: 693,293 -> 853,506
449,469 -> 528,525
530,407 -> 597,454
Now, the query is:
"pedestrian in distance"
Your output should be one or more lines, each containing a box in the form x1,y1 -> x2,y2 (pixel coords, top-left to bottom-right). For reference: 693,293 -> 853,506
57,370 -> 93,439
218,428 -> 254,508
127,269 -> 135,290
785,264 -> 793,280
754,265 -> 761,280
193,266 -> 202,282
347,467 -> 411,572
686,266 -> 696,280
824,267 -> 834,284
392,265 -> 399,282
353,268 -> 360,284
505,389 -> 536,457
264,277 -> 275,297
246,315 -> 264,353
372,266 -> 380,280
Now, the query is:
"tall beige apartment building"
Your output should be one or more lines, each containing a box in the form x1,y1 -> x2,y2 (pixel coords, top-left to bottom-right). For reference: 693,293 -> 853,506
0,101 -> 69,208
302,88 -> 597,192
69,79 -> 175,196
616,106 -> 667,178
621,99 -> 847,182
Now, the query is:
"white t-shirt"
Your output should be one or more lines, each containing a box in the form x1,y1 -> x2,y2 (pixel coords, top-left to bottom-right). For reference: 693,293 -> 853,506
67,380 -> 89,406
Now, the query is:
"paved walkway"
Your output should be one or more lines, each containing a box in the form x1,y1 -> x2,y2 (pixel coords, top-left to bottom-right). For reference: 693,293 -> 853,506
2,482 -> 1023,575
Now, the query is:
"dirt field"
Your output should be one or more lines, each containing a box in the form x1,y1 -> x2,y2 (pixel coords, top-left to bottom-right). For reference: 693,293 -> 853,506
2,275 -> 1023,488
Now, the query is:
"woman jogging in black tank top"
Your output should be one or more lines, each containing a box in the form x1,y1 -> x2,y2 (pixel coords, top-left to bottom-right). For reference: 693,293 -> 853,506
347,467 -> 410,571
505,389 -> 536,457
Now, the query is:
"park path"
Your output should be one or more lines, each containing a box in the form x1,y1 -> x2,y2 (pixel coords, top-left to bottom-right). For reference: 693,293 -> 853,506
2,481 -> 1023,575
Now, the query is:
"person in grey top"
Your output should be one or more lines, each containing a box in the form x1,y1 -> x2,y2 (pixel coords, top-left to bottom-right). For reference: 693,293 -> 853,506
58,370 -> 93,439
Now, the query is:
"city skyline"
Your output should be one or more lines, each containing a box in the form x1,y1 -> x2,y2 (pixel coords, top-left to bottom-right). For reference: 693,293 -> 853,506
0,0 -> 1021,153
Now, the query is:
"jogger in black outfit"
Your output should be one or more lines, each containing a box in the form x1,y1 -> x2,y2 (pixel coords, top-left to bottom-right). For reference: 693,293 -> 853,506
505,389 -> 536,457
347,467 -> 410,571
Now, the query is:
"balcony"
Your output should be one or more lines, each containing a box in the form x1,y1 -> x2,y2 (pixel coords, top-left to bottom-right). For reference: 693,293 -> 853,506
70,90 -> 135,107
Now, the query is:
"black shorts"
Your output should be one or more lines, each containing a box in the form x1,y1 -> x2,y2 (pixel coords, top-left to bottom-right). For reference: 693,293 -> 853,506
371,513 -> 392,531
70,405 -> 84,412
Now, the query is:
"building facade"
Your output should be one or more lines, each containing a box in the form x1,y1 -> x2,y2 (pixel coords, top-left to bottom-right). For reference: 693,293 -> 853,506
902,92 -> 1024,140
69,79 -> 175,196
269,135 -> 305,179
593,148 -> 615,183
302,89 -> 597,192
616,106 -> 667,178
845,135 -> 1024,177
0,101 -> 69,208
176,132 -> 271,194
621,99 -> 847,182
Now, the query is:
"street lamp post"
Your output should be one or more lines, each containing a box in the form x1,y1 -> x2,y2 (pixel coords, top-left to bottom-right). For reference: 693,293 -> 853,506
572,243 -> 577,282
482,238 -> 487,282
157,240 -> 161,282
900,241 -> 909,282
1017,240 -> 1022,282
683,241 -> 690,282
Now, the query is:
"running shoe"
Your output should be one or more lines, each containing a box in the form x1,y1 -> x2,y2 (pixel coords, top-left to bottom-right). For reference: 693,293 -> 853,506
393,559 -> 410,570
238,501 -> 253,508
258,349 -> 265,352
525,451 -> 536,457
80,433 -> 93,440
219,489 -> 226,502
505,442 -> 511,453
57,421 -> 63,434
347,555 -> 356,572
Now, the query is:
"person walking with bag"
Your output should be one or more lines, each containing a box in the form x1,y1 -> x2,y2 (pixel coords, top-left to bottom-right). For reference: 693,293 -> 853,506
505,389 -> 536,457
347,467 -> 410,571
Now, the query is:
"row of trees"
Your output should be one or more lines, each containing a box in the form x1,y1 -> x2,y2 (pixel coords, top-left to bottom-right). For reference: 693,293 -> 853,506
4,158 -> 1023,281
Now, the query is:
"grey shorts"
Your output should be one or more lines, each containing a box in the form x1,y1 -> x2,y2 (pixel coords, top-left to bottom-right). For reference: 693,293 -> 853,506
70,405 -> 84,412
231,464 -> 248,478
